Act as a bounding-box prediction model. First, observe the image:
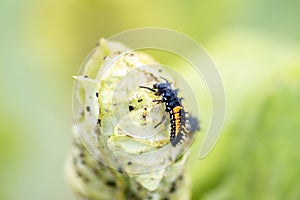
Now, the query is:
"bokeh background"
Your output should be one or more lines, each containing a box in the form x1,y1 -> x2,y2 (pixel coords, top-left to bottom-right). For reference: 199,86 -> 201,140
1,0 -> 300,200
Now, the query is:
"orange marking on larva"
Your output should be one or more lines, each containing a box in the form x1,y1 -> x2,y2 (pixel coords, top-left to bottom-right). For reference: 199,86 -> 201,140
173,106 -> 182,113
173,106 -> 183,135
175,119 -> 181,135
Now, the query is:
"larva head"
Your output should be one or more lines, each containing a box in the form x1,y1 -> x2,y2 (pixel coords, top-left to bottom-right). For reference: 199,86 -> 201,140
154,82 -> 171,91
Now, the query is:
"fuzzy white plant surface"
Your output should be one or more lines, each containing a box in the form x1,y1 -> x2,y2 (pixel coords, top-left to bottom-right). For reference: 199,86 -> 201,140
66,39 -> 195,200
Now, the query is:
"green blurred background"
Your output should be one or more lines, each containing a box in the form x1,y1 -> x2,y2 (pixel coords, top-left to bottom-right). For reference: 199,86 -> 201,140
1,0 -> 299,200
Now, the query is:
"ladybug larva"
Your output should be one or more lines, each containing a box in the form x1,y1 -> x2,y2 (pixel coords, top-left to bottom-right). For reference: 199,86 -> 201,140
140,81 -> 199,147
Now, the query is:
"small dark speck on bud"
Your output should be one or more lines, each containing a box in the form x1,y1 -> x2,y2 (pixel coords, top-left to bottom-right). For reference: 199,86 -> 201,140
129,105 -> 134,111
117,168 -> 123,173
106,180 -> 116,187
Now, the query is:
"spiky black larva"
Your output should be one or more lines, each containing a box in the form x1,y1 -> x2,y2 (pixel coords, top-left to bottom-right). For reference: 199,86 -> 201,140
140,81 -> 198,147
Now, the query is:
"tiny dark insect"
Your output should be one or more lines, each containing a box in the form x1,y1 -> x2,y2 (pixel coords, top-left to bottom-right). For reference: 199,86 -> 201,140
140,81 -> 199,147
